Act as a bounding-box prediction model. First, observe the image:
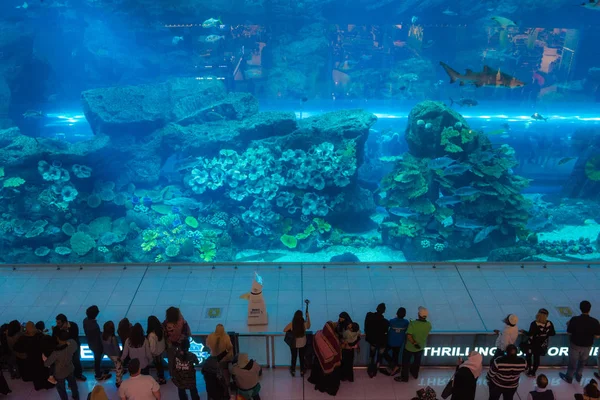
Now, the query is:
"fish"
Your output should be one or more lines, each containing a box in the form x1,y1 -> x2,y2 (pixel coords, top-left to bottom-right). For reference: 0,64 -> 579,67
454,186 -> 480,196
450,97 -> 478,107
172,36 -> 184,45
526,215 -> 552,231
474,225 -> 498,243
440,62 -> 526,89
442,8 -> 458,16
22,110 -> 44,119
425,123 -> 433,130
388,207 -> 417,218
202,18 -> 222,28
205,35 -> 225,43
531,113 -> 547,121
441,216 -> 454,227
379,155 -> 404,162
487,129 -> 506,135
491,16 -> 517,28
16,2 -> 28,8
455,219 -> 485,230
428,156 -> 455,169
436,196 -> 462,207
501,123 -> 511,131
581,0 -> 600,10
558,157 -> 576,165
443,163 -> 470,176
411,16 -> 418,24
375,206 -> 389,216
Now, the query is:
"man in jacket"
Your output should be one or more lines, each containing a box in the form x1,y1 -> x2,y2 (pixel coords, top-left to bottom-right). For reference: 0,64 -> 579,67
364,303 -> 389,376
487,344 -> 527,400
53,314 -> 86,382
83,305 -> 111,381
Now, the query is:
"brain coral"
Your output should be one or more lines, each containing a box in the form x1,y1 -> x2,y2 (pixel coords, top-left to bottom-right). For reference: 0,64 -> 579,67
70,232 -> 96,256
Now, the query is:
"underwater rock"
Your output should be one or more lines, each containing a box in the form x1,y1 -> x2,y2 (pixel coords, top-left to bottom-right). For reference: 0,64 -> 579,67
0,127 -> 39,167
81,78 -> 226,137
160,111 -> 297,158
487,246 -> 536,262
0,78 -> 11,129
329,252 -> 360,263
178,92 -> 259,126
405,101 -> 469,158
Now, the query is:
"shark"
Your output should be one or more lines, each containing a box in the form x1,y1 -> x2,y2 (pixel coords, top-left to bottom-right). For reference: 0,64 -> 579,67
439,62 -> 526,88
581,0 -> 600,10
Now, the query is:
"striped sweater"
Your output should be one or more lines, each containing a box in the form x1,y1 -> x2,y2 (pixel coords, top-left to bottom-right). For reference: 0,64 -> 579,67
487,355 -> 527,389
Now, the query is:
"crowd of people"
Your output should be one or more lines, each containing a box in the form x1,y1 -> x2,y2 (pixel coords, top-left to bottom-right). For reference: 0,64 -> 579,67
0,306 -> 262,400
1,299 -> 600,400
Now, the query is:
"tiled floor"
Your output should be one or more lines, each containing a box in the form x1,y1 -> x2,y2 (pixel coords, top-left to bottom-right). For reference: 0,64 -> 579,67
1,366 -> 593,399
1,264 -> 599,335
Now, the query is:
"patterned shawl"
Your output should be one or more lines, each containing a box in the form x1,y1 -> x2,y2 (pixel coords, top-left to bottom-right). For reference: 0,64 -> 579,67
313,321 -> 341,374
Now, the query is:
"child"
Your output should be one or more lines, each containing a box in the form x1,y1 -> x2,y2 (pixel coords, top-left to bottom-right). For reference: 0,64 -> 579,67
102,321 -> 124,388
341,323 -> 361,382
575,378 -> 600,400
493,314 -> 519,360
528,374 -> 555,400
170,339 -> 200,400
343,323 -> 361,347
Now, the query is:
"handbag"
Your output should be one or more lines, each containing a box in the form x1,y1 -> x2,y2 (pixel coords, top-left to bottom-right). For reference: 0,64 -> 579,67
284,331 -> 296,348
441,375 -> 454,399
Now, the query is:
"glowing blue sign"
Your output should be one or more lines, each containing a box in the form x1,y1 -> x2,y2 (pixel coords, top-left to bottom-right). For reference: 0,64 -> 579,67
79,337 -> 210,364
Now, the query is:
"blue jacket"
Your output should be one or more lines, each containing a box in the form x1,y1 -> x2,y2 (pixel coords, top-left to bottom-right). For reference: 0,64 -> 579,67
387,318 -> 409,348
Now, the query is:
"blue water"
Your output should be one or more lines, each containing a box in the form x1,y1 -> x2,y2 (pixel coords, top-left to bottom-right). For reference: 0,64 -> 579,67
1,3 -> 599,264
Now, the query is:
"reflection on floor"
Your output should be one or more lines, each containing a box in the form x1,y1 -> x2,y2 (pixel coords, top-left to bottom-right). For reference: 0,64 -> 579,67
2,367 -> 592,399
1,264 -> 599,335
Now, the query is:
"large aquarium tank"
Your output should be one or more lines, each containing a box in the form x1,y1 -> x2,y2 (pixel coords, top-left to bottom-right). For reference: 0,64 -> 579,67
0,0 -> 599,264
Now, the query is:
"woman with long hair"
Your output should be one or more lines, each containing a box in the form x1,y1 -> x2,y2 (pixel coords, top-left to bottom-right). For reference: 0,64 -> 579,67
147,316 -> 166,385
520,308 -> 556,377
121,323 -> 152,375
283,308 -> 311,377
207,324 -> 234,388
164,307 -> 191,347
102,321 -> 123,388
308,322 -> 342,396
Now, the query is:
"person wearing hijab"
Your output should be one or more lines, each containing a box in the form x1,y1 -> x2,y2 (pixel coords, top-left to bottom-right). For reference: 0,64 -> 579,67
520,308 -> 556,377
308,322 -> 342,396
450,351 -> 483,400
335,312 -> 352,339
232,353 -> 262,400
13,321 -> 54,390
206,324 -> 234,387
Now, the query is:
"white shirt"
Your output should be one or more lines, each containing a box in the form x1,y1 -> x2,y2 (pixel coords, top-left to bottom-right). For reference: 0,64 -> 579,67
118,374 -> 160,400
495,325 -> 519,351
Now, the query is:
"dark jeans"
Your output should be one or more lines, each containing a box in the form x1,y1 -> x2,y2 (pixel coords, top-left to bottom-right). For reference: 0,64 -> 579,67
56,374 -> 79,400
290,346 -> 306,372
488,382 -> 516,400
178,387 -> 200,400
72,345 -> 83,378
382,346 -> 401,368
401,349 -> 423,380
92,349 -> 103,378
525,351 -> 541,374
153,355 -> 165,379
369,345 -> 386,367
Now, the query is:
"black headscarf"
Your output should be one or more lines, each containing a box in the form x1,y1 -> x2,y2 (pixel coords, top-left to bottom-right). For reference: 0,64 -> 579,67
336,312 -> 353,337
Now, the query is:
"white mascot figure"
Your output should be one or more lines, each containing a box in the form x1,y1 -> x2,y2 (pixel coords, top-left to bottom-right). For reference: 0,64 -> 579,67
246,272 -> 268,325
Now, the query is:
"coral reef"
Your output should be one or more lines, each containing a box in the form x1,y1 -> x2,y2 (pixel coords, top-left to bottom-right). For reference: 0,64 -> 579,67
379,101 -> 531,261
